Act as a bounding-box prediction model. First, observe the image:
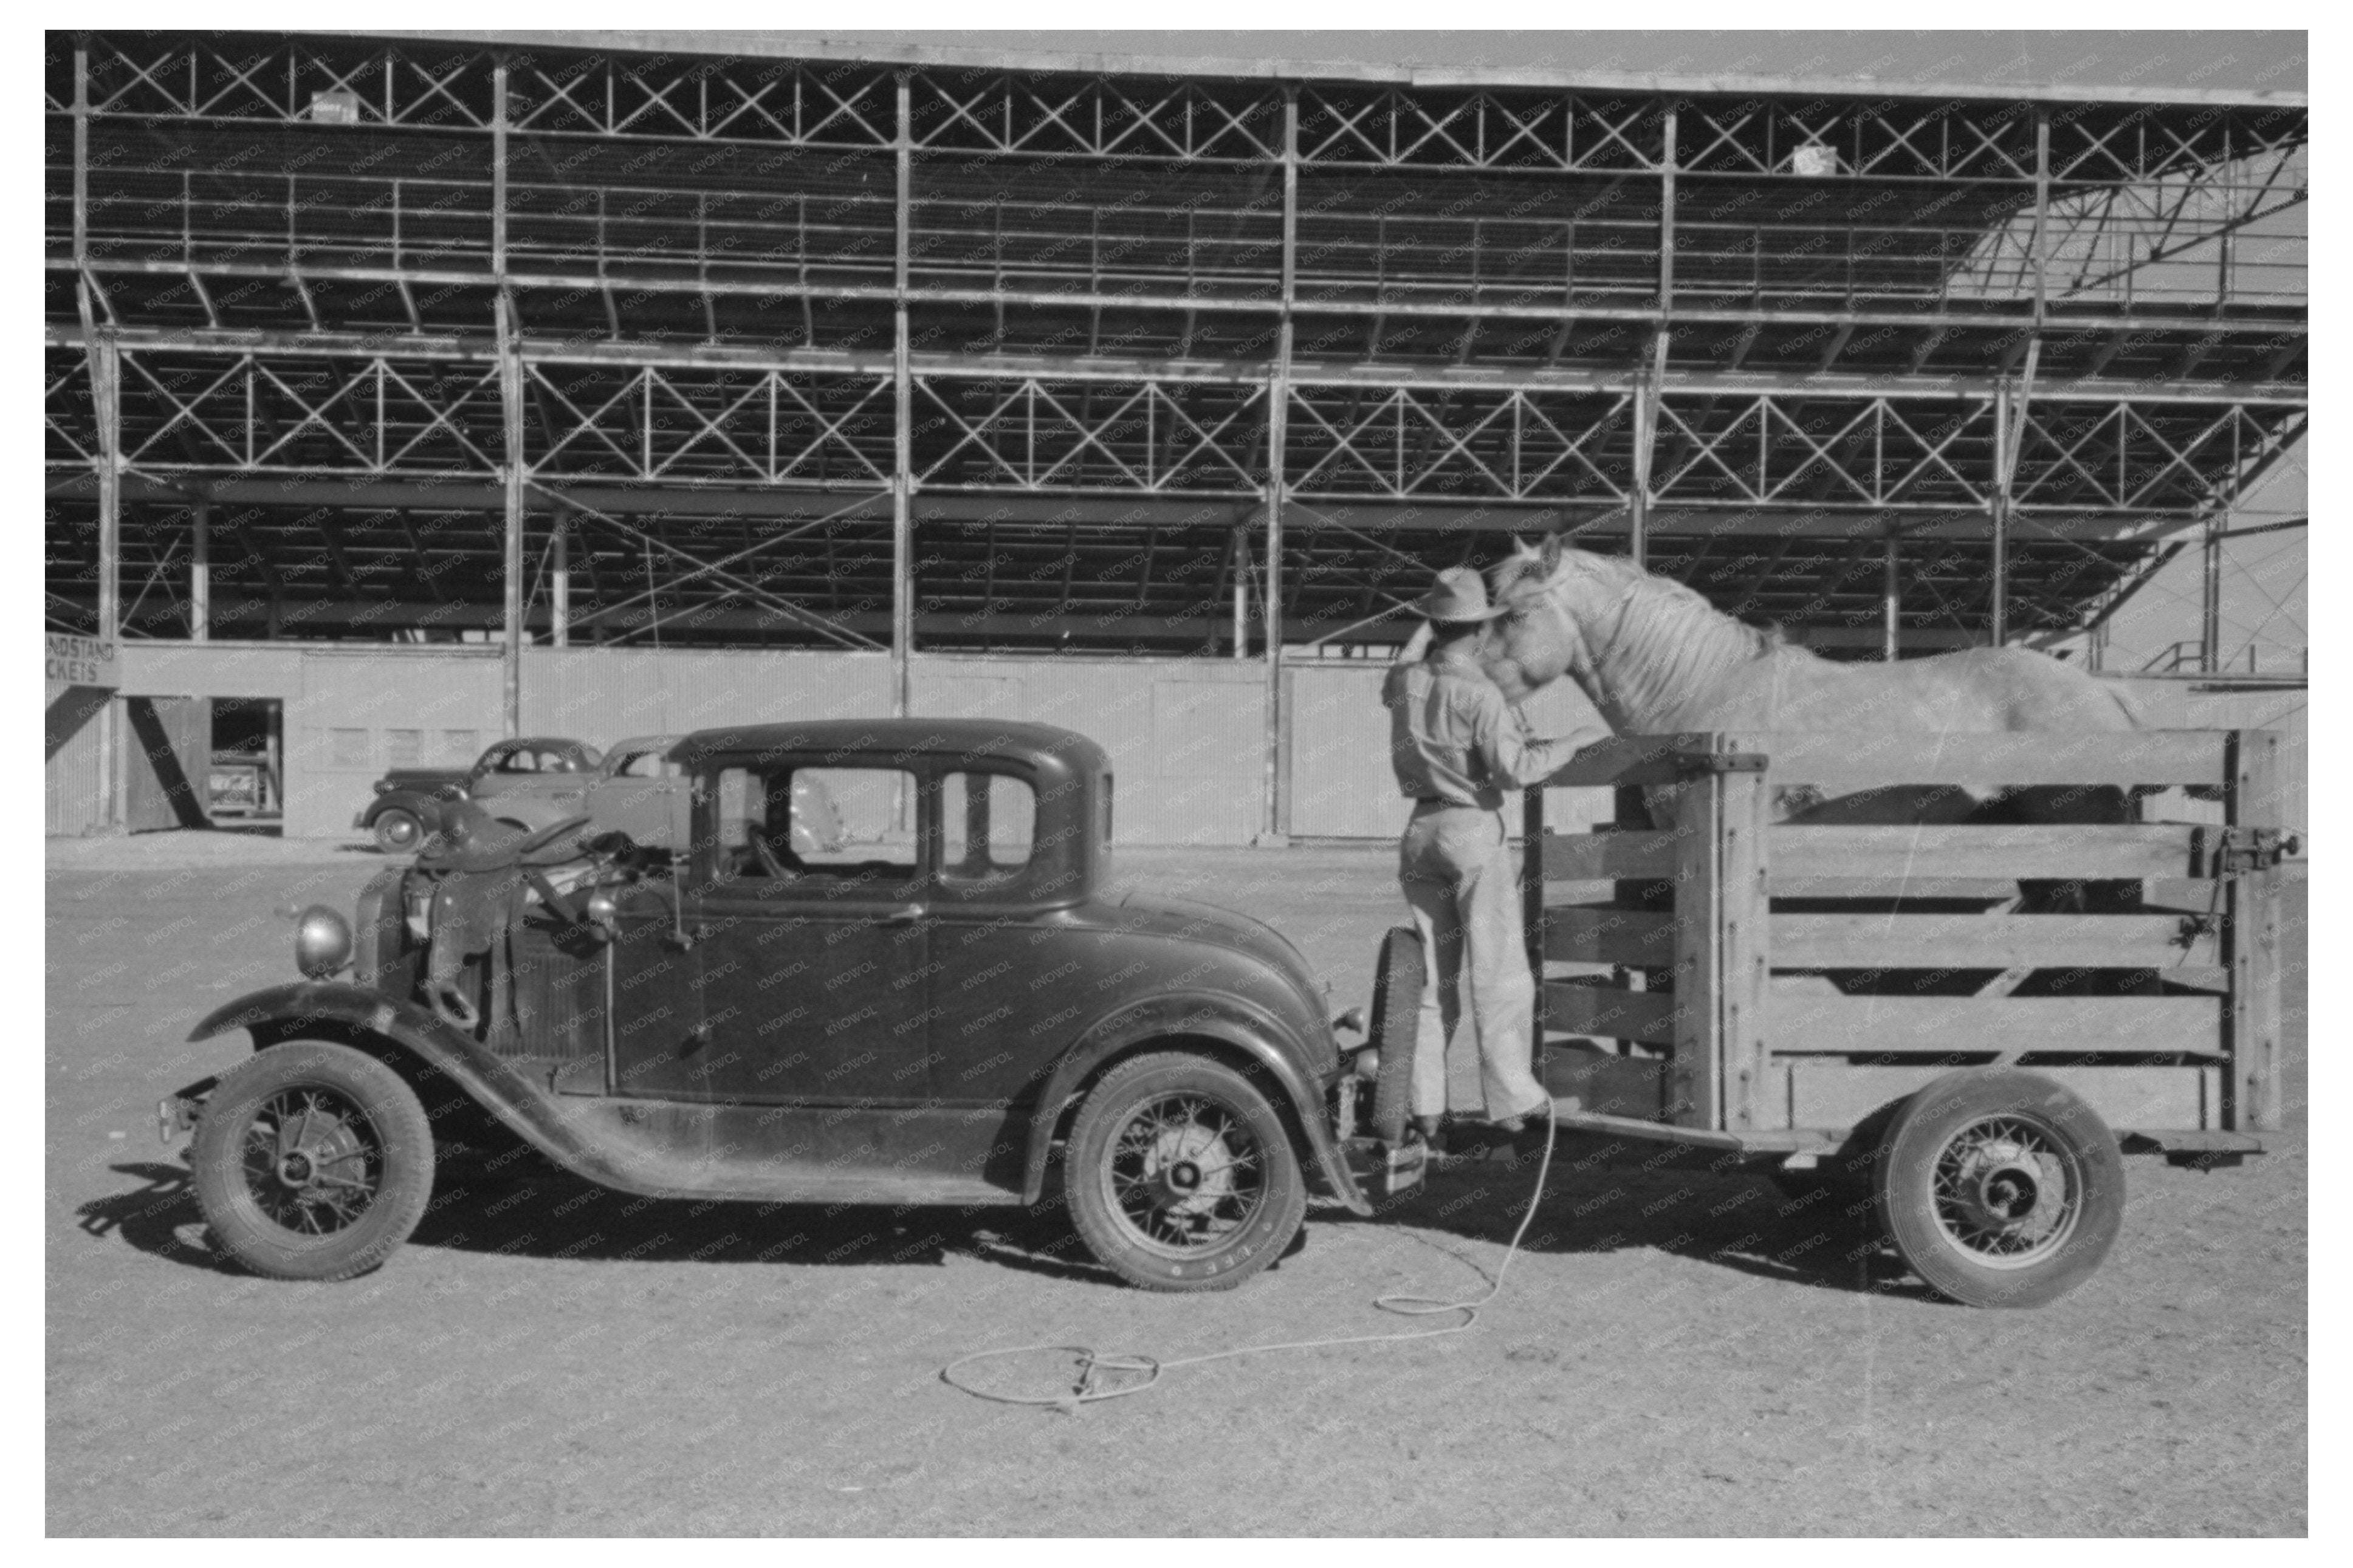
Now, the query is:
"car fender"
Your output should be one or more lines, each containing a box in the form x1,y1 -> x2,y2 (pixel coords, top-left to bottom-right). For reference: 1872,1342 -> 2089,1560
1022,990 -> 1371,1216
361,789 -> 449,832
187,981 -> 622,1191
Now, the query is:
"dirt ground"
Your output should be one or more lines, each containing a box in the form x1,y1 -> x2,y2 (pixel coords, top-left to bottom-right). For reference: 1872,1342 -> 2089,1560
47,832 -> 2307,1536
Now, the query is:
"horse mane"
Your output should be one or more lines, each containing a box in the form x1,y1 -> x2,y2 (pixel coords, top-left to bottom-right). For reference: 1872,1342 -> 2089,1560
1533,549 -> 1787,727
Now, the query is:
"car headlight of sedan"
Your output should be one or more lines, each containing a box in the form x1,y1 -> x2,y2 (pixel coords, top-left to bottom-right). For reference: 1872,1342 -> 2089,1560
292,905 -> 355,979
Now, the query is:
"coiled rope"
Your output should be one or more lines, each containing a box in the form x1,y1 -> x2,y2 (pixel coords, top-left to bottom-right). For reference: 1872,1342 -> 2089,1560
940,1113 -> 1558,1409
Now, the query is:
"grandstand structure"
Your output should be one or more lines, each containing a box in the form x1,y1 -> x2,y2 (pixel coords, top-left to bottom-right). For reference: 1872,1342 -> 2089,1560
47,31 -> 2307,738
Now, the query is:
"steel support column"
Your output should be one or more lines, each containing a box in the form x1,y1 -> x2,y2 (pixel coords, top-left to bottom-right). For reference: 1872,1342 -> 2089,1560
550,503 -> 569,648
497,303 -> 524,734
1883,526 -> 1900,661
190,496 -> 210,642
2200,514 -> 2225,674
81,286 -> 122,829
1262,85 -> 1299,843
891,74 -> 913,719
1633,106 -> 1675,569
1231,523 -> 1248,660
493,62 -> 524,735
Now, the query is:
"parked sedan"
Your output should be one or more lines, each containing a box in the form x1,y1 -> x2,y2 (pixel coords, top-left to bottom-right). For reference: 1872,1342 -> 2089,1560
354,737 -> 601,854
489,734 -> 845,858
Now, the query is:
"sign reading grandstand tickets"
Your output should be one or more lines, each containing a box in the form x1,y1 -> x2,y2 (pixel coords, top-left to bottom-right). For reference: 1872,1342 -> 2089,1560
46,633 -> 118,689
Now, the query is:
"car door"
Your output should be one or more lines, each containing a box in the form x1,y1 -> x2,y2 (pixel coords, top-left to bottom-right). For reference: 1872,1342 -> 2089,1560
923,765 -> 1080,1107
615,759 -> 936,1106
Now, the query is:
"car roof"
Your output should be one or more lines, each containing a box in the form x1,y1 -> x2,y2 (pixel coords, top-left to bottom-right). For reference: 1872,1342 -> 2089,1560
604,734 -> 683,755
491,736 -> 591,752
673,719 -> 1108,779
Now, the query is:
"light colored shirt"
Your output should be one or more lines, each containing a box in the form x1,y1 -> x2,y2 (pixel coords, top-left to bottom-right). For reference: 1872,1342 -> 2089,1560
1384,646 -> 1603,812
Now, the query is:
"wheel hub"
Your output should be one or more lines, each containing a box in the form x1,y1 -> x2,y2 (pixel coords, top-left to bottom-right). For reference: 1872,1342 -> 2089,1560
275,1149 -> 318,1187
1956,1152 -> 2046,1233
1144,1129 -> 1235,1217
1932,1121 -> 2074,1261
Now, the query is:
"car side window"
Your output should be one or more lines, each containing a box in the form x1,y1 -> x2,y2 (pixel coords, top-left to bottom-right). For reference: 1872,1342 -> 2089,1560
939,772 -> 1036,886
493,750 -> 537,773
615,750 -> 672,780
714,765 -> 919,889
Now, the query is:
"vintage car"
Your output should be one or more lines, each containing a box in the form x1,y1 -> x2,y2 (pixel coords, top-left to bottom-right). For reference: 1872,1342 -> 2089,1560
354,736 -> 602,854
486,734 -> 846,860
176,721 -> 1415,1292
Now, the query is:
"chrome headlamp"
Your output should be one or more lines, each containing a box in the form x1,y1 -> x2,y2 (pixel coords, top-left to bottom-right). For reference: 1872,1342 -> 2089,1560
292,904 -> 355,979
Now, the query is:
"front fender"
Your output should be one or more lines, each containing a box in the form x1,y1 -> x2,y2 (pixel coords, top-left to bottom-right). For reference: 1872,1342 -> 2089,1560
363,790 -> 450,832
187,982 -> 603,1187
1021,991 -> 1371,1216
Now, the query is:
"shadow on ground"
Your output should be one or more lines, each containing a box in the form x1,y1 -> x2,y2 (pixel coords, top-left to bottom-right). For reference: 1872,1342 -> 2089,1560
78,1134 -> 1918,1299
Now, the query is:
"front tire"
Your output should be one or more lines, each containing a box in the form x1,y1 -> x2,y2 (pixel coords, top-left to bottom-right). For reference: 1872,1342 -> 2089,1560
1875,1069 -> 2124,1308
190,1041 -> 435,1282
372,807 -> 424,855
1065,1052 -> 1307,1292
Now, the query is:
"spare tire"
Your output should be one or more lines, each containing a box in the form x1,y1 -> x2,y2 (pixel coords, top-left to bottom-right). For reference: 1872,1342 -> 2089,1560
1367,926 -> 1425,1145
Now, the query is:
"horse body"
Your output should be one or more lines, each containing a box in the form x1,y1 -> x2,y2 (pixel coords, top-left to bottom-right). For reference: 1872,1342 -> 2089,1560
1481,538 -> 2142,825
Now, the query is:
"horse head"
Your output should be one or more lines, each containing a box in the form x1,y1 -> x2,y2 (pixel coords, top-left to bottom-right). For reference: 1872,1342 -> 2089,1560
1480,534 -> 1607,707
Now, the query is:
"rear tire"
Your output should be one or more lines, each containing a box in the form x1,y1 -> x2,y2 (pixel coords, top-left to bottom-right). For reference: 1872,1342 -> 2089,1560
1065,1052 -> 1307,1292
1875,1069 -> 2124,1308
1367,926 -> 1425,1145
190,1041 -> 435,1282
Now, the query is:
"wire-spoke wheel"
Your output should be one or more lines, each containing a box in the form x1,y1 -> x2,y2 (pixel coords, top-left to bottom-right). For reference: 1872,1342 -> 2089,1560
1066,1053 -> 1305,1292
191,1042 -> 435,1282
1876,1068 -> 2123,1309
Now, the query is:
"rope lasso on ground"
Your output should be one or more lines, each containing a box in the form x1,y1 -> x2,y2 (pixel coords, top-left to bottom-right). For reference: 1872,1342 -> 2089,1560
939,1113 -> 1558,1409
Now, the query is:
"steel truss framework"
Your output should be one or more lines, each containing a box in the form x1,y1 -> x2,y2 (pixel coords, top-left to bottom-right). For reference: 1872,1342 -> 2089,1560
47,30 -> 2307,831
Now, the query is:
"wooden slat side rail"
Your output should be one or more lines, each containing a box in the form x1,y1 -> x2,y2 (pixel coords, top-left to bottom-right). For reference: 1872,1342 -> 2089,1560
1722,765 -> 1772,1132
1544,982 -> 1683,1046
1772,875 -> 2227,903
1671,769 -> 1723,1131
1544,906 -> 1680,965
1765,994 -> 2225,1056
1771,913 -> 2219,970
1720,729 -> 2228,790
1542,830 -> 1679,880
2229,729 -> 2286,1132
1772,824 -> 2200,883
1535,732 -> 1725,788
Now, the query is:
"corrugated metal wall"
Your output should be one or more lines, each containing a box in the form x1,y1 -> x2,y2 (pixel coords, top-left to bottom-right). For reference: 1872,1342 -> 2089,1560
913,657 -> 1266,846
1284,662 -> 1616,841
52,649 -> 2310,856
44,679 -> 105,837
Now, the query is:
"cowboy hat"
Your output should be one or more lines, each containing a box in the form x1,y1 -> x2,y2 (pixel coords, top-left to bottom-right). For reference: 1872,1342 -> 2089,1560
1407,564 -> 1508,624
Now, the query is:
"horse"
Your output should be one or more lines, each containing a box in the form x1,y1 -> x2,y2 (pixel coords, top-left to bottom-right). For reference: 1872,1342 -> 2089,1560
1479,535 -> 2145,827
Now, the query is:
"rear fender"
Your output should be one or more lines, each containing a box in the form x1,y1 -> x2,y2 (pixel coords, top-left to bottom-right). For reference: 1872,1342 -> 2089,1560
187,982 -> 595,1180
1022,992 -> 1371,1216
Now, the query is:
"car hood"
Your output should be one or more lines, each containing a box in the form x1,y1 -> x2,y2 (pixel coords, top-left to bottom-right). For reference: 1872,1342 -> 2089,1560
1110,890 -> 1325,1001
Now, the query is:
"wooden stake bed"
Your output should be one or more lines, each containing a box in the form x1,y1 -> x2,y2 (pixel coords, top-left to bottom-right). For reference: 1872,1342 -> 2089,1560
1520,729 -> 2289,1162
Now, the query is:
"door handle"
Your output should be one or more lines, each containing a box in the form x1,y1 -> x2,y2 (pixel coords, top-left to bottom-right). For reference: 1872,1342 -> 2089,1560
878,905 -> 927,926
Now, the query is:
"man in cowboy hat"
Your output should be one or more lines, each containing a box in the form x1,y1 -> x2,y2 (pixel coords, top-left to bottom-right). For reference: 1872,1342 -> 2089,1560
1383,564 -> 1609,1154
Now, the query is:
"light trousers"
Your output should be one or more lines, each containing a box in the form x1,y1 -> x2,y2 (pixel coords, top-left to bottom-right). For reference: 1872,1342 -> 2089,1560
1396,802 -> 1551,1122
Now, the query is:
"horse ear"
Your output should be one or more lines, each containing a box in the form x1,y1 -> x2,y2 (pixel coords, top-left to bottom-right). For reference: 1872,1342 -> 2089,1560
1539,532 -> 1564,572
1513,536 -> 1541,563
